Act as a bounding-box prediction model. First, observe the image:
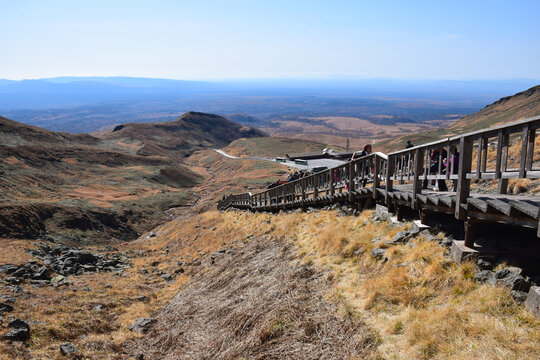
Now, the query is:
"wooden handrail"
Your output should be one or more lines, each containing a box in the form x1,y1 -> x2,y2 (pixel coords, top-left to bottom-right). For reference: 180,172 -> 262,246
218,116 -> 540,224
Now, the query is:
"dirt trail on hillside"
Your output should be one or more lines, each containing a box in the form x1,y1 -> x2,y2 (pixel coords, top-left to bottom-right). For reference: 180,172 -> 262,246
132,236 -> 377,359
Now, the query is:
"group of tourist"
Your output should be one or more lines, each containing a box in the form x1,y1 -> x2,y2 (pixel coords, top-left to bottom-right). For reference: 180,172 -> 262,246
266,141 -> 461,192
423,146 -> 460,191
286,170 -> 309,182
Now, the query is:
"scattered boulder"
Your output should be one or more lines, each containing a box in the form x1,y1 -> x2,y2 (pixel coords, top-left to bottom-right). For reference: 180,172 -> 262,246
3,327 -> 30,342
51,275 -> 67,287
511,290 -> 529,303
0,302 -> 14,315
475,270 -> 495,283
371,248 -> 386,260
161,273 -> 173,282
476,258 -> 493,271
135,295 -> 149,302
60,342 -> 81,357
128,318 -> 156,333
489,268 -> 531,292
8,319 -> 30,331
389,231 -> 414,244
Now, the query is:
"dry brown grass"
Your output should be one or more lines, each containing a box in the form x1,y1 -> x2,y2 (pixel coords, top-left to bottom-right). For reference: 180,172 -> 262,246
470,134 -> 540,194
3,209 -> 538,359
149,210 -> 539,360
259,116 -> 455,150
0,212 -> 251,359
133,232 -> 378,360
288,211 -> 540,360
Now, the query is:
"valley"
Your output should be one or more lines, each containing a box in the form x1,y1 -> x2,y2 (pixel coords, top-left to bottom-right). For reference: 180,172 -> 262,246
1,85 -> 540,359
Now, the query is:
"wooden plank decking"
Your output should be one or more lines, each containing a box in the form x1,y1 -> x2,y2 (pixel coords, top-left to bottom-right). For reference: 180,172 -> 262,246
218,116 -> 540,246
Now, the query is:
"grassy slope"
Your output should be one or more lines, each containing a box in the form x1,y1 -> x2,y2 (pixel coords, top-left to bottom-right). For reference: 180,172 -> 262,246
0,116 -> 205,242
223,136 -> 346,158
179,211 -> 540,359
1,131 -> 539,359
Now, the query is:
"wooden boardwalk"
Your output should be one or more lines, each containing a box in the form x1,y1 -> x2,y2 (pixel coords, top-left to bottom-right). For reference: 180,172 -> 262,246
218,116 -> 540,247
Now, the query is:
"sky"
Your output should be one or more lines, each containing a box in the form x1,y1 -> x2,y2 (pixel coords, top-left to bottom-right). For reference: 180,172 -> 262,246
1,0 -> 539,81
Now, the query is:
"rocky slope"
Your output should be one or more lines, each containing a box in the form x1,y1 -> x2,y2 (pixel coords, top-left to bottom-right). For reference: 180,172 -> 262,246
0,112 -> 266,242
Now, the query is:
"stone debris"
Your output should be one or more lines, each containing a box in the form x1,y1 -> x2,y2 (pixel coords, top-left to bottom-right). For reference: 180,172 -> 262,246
60,342 -> 81,357
128,317 -> 156,333
2,319 -> 30,341
489,268 -> 532,292
0,302 -> 14,315
0,244 -> 132,290
371,248 -> 387,261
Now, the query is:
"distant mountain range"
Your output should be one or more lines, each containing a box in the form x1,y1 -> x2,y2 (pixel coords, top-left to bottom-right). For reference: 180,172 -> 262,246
1,76 -> 539,134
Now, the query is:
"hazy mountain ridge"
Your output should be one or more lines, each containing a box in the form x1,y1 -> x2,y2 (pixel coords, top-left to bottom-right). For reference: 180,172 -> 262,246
100,111 -> 267,158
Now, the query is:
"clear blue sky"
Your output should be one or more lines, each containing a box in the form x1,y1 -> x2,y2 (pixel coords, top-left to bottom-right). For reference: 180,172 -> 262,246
1,0 -> 539,80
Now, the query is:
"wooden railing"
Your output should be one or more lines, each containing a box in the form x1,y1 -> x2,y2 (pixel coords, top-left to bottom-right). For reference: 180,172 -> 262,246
218,115 -> 540,224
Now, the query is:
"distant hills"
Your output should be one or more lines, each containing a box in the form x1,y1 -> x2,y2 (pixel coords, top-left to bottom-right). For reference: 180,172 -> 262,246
2,76 -> 539,134
100,111 -> 267,158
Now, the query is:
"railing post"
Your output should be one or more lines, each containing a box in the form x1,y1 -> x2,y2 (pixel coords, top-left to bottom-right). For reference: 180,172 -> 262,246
301,178 -> 306,201
527,128 -> 535,171
412,148 -> 424,209
330,169 -> 335,197
348,161 -> 355,202
497,131 -> 509,194
476,138 -> 483,178
373,155 -> 380,199
519,124 -> 530,178
455,136 -> 473,220
385,155 -> 394,204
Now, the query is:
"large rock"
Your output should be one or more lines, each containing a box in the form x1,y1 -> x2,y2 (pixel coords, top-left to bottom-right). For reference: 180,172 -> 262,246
3,328 -> 30,341
388,231 -> 414,245
489,268 -> 531,292
0,264 -> 19,274
60,342 -> 81,356
371,248 -> 387,260
128,318 -> 156,333
8,319 -> 30,331
524,286 -> 540,317
0,302 -> 14,315
476,258 -> 493,271
475,270 -> 495,283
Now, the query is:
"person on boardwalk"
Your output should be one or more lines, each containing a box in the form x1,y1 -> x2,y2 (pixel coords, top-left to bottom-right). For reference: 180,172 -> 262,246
423,148 -> 448,191
359,144 -> 372,187
406,140 -> 414,149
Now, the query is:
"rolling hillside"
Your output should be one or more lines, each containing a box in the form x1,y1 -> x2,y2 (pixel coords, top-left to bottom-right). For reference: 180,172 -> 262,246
0,112 -> 266,242
100,111 -> 267,158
